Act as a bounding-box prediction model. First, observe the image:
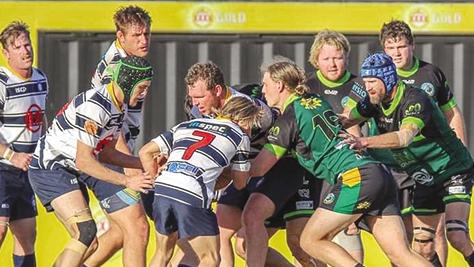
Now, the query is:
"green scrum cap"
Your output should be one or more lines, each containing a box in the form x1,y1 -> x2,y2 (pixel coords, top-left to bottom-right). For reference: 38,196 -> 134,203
112,56 -> 153,105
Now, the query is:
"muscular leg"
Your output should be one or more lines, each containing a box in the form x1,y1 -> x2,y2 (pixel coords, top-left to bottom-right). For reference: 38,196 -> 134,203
287,217 -> 325,267
242,193 -> 275,267
366,215 -> 431,267
50,190 -> 98,267
299,208 -> 361,266
412,214 -> 441,261
332,224 -> 363,265
83,218 -> 123,267
434,213 -> 447,267
187,235 -> 220,267
234,227 -> 292,267
0,216 -> 9,248
150,231 -> 178,267
216,203 -> 242,267
445,202 -> 474,264
10,217 -> 36,266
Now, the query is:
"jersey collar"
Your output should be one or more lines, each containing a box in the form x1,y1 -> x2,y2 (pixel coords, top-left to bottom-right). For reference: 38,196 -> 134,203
5,63 -> 32,81
381,81 -> 406,116
397,57 -> 419,78
114,40 -> 128,57
106,83 -> 122,110
282,93 -> 299,113
316,70 -> 351,88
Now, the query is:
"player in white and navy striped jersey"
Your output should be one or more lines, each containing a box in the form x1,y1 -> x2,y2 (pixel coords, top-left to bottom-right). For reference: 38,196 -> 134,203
140,96 -> 263,267
0,21 -> 48,267
81,6 -> 153,267
28,56 -> 154,267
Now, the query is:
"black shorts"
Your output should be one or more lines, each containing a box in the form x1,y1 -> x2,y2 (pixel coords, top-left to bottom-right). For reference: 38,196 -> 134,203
28,167 -> 88,212
217,177 -> 285,228
153,195 -> 219,239
319,163 -> 400,216
413,169 -> 474,215
0,163 -> 37,220
254,157 -> 319,219
391,169 -> 414,216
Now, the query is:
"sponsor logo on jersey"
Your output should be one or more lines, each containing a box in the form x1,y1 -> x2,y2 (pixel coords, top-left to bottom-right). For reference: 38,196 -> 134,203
324,89 -> 338,95
356,201 -> 371,210
85,120 -> 98,135
402,79 -> 415,85
189,121 -> 227,134
15,86 -> 27,93
300,97 -> 322,109
351,83 -> 367,99
420,82 -> 435,96
405,103 -> 422,116
268,126 -> 280,137
25,104 -> 43,132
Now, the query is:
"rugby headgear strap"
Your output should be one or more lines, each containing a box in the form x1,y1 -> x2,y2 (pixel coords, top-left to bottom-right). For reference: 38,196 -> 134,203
112,56 -> 153,105
360,52 -> 397,95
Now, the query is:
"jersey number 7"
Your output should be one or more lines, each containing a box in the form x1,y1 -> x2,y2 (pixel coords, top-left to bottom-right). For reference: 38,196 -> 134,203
182,130 -> 216,160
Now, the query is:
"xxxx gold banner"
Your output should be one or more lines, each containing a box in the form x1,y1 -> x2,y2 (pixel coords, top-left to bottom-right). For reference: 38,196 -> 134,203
0,2 -> 473,34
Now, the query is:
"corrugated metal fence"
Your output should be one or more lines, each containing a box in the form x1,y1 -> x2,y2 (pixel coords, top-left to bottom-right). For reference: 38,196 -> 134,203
38,32 -> 474,152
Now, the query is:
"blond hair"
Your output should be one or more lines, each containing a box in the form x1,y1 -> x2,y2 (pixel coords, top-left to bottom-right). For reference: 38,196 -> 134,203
265,61 -> 309,96
308,29 -> 350,69
215,97 -> 263,131
0,21 -> 30,49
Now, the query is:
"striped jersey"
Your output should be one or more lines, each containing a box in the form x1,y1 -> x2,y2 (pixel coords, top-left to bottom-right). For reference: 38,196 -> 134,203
153,118 -> 251,209
30,84 -> 125,171
187,87 -> 274,156
0,66 -> 48,166
91,40 -> 142,150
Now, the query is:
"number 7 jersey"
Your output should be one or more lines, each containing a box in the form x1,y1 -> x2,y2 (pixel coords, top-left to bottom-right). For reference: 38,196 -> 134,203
151,118 -> 251,209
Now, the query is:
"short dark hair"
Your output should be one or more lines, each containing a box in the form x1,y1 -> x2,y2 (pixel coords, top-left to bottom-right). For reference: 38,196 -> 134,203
184,62 -> 226,91
113,5 -> 151,33
0,21 -> 30,49
380,20 -> 414,47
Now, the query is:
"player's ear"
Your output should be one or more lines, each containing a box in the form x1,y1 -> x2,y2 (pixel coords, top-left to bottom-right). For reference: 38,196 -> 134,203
116,30 -> 125,43
215,84 -> 224,97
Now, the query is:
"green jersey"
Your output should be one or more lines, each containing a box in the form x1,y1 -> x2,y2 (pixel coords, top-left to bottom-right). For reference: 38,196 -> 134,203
356,83 -> 473,185
264,93 -> 376,184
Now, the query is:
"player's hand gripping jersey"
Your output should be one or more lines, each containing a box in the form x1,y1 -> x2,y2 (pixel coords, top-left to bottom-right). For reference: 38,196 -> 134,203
152,118 -> 251,209
30,84 -> 125,171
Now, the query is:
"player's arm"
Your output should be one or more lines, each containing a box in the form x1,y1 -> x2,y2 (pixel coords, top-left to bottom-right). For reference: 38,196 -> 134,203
443,106 -> 467,145
0,143 -> 31,171
76,140 -> 152,192
138,140 -> 162,178
98,138 -> 142,169
344,123 -> 420,149
250,148 -> 280,178
231,169 -> 250,190
340,102 -> 370,129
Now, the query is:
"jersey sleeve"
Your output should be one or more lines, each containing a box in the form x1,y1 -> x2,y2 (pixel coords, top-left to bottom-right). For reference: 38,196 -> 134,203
345,79 -> 367,111
434,67 -> 456,112
151,124 -> 179,156
263,111 -> 296,158
231,134 -> 251,172
74,99 -> 113,149
400,93 -> 432,130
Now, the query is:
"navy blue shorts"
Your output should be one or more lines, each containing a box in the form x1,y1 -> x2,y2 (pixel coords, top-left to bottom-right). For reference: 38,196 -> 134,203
153,195 -> 219,239
28,167 -> 88,212
0,163 -> 37,220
